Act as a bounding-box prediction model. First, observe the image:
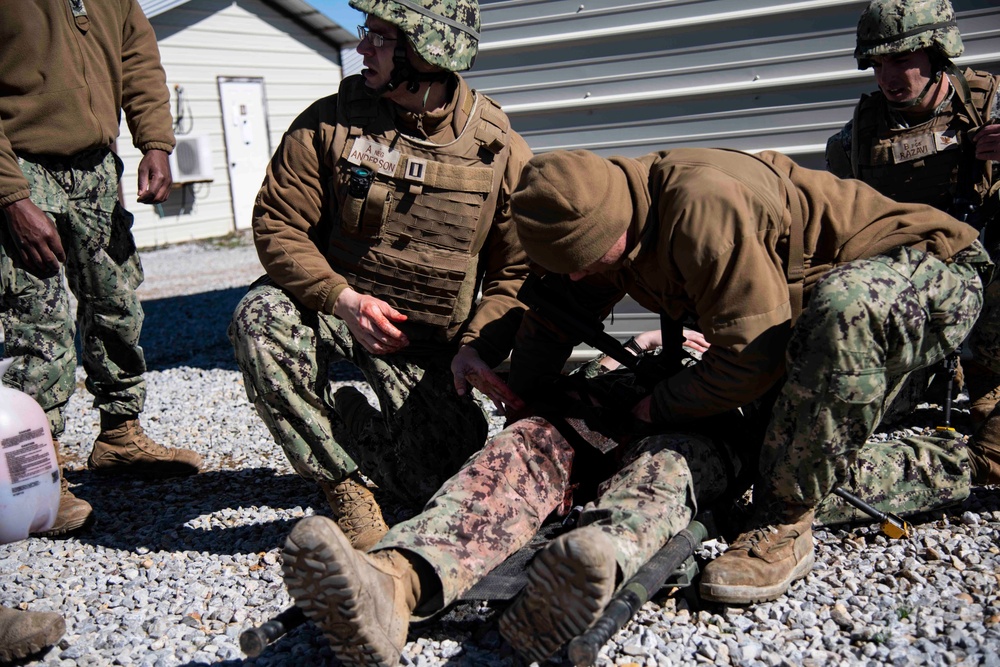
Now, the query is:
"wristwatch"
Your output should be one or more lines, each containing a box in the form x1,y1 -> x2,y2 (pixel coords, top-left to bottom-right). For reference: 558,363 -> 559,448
623,336 -> 643,356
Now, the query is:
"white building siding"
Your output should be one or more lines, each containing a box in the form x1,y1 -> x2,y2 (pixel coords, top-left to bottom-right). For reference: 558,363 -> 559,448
120,0 -> 344,248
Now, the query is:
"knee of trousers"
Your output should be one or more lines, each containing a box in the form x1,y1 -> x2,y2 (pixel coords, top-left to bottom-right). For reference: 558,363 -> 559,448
615,435 -> 712,506
229,286 -> 314,401
229,285 -> 298,345
245,385 -> 349,483
475,417 -> 575,503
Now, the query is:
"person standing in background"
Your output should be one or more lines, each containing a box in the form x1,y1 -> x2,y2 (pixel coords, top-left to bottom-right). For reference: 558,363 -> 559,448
826,0 -> 1000,485
0,0 -> 204,539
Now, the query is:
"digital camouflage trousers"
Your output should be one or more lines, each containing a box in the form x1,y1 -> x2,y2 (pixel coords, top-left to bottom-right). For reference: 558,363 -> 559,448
375,417 -> 734,609
228,280 -> 488,507
759,243 -> 990,514
0,149 -> 146,437
375,411 -> 972,612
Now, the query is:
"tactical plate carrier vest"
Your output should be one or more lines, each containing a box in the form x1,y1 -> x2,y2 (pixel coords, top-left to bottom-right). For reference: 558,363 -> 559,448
328,76 -> 510,329
850,68 -> 998,216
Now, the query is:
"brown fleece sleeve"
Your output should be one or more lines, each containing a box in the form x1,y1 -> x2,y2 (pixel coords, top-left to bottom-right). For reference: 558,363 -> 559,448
460,131 -> 534,367
252,101 -> 349,314
648,166 -> 792,422
120,0 -> 174,153
0,120 -> 30,207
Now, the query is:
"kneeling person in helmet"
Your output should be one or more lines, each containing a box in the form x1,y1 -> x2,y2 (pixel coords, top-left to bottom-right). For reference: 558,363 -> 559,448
229,0 -> 533,550
826,0 -> 1000,486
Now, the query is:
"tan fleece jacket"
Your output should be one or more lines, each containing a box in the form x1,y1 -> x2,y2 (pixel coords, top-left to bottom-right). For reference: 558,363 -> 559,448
0,0 -> 175,206
510,148 -> 979,422
252,75 -> 533,365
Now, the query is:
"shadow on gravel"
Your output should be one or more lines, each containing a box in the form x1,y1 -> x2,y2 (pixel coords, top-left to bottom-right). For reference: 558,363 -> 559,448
135,287 -> 369,382
64,467 -> 328,555
171,622 -> 341,667
907,484 -> 1000,521
170,607 -> 521,667
139,287 -> 248,372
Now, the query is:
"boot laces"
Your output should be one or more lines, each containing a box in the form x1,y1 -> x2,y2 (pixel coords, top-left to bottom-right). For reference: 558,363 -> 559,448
132,426 -> 172,456
733,525 -> 778,551
330,480 -> 380,529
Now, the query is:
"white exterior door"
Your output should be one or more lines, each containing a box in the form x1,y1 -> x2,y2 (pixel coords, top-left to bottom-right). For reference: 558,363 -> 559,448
218,77 -> 271,230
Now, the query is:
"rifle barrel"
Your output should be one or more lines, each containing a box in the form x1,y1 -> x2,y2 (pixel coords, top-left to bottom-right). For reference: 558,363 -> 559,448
240,605 -> 306,657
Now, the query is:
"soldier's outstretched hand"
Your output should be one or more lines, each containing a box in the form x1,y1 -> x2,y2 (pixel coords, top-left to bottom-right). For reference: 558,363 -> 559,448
2,199 -> 66,278
334,287 -> 410,354
452,345 -> 524,416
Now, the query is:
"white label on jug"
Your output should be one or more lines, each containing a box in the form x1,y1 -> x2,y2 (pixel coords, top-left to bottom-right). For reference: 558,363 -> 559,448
2,427 -> 44,450
2,427 -> 51,492
12,480 -> 40,494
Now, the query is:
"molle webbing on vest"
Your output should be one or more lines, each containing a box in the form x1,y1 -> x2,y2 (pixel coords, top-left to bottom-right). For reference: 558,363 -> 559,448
389,152 -> 496,193
336,242 -> 474,325
475,99 -> 508,155
330,79 -> 510,328
851,69 -> 998,212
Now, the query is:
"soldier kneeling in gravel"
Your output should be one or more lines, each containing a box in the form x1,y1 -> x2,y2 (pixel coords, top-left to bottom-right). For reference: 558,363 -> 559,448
503,148 -> 992,608
826,0 -> 1000,485
228,0 -> 531,551
275,147 -> 991,664
278,356 -> 976,665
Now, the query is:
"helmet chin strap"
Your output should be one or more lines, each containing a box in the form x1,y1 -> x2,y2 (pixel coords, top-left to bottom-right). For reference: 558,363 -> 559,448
886,69 -> 943,111
375,46 -> 450,98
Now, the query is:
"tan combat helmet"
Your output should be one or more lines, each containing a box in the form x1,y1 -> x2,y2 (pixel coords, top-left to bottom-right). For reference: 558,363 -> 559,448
854,0 -> 964,70
351,0 -> 481,74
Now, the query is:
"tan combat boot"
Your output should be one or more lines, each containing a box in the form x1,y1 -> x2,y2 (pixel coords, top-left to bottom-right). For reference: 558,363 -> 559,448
282,515 -> 418,667
88,417 -> 202,477
31,440 -> 93,538
319,473 -> 389,551
963,359 -> 1000,426
499,527 -> 618,663
700,510 -> 815,605
0,606 -> 65,662
968,403 -> 1000,486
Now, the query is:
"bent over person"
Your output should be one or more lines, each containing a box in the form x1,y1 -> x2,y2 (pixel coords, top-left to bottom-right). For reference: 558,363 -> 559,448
228,0 -> 532,550
826,0 -> 1000,484
0,0 -> 203,538
506,148 -> 992,605
275,147 -> 992,666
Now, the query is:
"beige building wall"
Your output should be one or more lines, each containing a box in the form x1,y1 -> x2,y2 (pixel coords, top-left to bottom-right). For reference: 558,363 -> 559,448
118,0 -> 344,248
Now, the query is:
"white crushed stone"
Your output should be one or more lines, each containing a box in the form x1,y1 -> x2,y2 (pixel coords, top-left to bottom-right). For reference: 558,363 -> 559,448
2,232 -> 997,666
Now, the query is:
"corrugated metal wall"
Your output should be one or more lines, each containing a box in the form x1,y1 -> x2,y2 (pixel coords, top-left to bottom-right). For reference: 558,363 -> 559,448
465,0 -> 1000,350
467,0 -> 1000,170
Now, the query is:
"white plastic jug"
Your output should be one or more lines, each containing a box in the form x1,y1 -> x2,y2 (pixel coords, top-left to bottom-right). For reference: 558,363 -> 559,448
0,357 -> 60,544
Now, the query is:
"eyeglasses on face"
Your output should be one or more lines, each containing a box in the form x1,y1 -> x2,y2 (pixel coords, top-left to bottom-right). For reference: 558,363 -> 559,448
357,25 -> 398,48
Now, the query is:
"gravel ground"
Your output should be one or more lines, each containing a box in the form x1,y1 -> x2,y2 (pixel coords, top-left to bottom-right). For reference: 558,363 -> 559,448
2,232 -> 998,667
